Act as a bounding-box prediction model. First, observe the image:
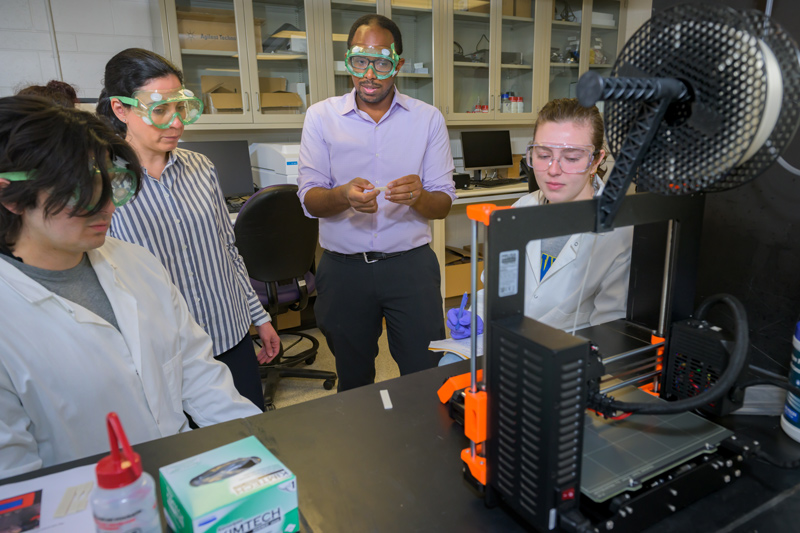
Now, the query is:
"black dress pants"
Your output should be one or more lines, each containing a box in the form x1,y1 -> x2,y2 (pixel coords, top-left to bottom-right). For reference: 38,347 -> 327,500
215,333 -> 265,411
314,244 -> 445,392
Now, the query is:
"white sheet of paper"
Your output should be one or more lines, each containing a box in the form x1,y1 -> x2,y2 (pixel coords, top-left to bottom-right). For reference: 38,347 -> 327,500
0,463 -> 96,531
428,334 -> 484,360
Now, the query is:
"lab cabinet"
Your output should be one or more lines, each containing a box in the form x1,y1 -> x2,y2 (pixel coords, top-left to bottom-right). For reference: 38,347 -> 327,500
444,0 -> 540,123
160,0 -> 322,129
157,0 -> 650,130
548,0 -> 625,102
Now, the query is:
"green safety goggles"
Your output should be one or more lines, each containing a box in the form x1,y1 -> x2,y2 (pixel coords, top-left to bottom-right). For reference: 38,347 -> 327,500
345,43 -> 401,80
0,159 -> 138,210
112,87 -> 203,129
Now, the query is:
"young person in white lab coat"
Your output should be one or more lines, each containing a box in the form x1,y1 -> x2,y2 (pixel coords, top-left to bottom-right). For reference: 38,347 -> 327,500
442,99 -> 633,363
0,96 -> 262,479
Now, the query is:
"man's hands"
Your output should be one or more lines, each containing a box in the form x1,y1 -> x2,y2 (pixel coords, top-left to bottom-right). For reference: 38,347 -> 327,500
346,174 -> 422,213
384,174 -> 422,206
306,174 -> 451,220
344,177 -> 381,213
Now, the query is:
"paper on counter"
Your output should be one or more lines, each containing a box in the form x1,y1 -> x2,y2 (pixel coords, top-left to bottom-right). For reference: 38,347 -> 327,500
0,463 -> 96,531
428,335 -> 484,360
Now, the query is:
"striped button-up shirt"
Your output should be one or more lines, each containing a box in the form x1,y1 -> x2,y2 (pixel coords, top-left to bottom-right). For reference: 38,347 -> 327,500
109,148 -> 269,356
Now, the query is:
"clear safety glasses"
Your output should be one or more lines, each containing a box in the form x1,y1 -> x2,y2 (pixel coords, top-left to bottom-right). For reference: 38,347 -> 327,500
345,43 -> 400,80
112,87 -> 203,129
526,142 -> 598,174
0,160 -> 138,210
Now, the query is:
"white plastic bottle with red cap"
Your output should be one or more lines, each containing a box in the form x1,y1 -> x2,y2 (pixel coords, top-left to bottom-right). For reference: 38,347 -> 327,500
91,412 -> 162,533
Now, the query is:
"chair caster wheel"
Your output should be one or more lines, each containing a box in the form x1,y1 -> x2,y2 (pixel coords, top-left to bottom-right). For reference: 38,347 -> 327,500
265,403 -> 277,411
304,355 -> 316,365
323,379 -> 336,391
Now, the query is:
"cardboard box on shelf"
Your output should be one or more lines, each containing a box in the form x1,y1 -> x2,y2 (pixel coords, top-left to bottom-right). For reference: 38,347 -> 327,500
177,8 -> 262,53
515,0 -> 532,18
444,246 -> 484,299
257,78 -> 304,114
468,0 -> 490,13
201,76 -> 303,114
503,0 -> 514,16
393,0 -> 432,8
201,75 -> 244,113
261,92 -> 304,114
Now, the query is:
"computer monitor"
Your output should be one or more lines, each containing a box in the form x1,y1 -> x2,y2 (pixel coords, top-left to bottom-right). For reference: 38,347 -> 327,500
460,130 -> 514,180
177,140 -> 255,198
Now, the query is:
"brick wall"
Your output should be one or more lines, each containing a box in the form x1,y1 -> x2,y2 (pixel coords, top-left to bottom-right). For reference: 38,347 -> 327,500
0,0 -> 160,99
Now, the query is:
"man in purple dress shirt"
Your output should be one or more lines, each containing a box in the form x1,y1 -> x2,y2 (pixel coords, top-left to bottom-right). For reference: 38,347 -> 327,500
297,14 -> 456,391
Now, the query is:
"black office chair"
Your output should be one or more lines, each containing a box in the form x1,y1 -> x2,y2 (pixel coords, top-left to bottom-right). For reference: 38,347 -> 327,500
520,156 -> 539,194
234,184 -> 336,410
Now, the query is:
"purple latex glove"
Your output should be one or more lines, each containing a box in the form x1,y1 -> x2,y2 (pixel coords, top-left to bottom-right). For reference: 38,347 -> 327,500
446,307 -> 484,340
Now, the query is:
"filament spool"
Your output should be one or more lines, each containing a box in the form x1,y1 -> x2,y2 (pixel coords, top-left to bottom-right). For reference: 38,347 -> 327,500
604,5 -> 800,194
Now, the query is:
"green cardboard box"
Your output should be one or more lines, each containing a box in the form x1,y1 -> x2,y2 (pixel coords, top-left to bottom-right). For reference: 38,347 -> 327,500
159,436 -> 299,533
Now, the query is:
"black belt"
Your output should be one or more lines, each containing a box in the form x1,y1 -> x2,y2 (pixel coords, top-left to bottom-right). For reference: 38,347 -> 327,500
327,245 -> 425,264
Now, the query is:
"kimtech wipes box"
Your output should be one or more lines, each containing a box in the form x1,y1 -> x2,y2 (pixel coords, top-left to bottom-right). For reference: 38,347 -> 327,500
159,436 -> 298,533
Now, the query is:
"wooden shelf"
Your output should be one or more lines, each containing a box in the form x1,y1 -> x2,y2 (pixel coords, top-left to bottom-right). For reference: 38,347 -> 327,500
454,61 -> 488,68
334,70 -> 432,78
256,53 -> 308,61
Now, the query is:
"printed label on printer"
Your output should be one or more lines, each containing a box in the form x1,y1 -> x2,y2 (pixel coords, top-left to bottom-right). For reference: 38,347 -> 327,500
497,250 -> 519,297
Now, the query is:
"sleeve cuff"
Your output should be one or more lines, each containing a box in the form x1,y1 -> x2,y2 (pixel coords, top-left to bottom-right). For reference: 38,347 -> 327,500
253,314 -> 271,327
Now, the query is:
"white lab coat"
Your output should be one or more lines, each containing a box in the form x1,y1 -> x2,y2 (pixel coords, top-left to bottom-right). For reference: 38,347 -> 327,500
476,190 -> 633,332
0,237 -> 261,479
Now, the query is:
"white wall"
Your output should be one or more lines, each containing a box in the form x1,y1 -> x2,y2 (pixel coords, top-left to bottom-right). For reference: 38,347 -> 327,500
0,0 -> 159,99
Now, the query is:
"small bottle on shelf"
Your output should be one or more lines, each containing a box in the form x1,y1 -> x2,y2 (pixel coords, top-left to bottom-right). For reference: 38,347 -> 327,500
501,93 -> 510,113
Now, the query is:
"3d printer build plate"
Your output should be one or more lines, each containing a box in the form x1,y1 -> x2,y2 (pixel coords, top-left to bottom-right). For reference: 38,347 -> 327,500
581,387 -> 733,503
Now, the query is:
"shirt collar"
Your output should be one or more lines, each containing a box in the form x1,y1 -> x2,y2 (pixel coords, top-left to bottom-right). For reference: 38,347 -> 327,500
141,151 -> 179,184
341,86 -> 409,118
0,247 -> 109,305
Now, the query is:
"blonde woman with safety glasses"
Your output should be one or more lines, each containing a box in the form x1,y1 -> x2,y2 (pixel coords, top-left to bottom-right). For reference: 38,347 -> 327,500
512,98 -> 634,331
96,49 -> 280,411
442,99 -> 633,363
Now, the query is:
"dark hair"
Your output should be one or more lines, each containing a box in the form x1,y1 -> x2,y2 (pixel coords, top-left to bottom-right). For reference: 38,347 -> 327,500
17,80 -> 78,108
347,14 -> 403,55
96,48 -> 184,135
533,98 -> 607,176
0,95 -> 143,249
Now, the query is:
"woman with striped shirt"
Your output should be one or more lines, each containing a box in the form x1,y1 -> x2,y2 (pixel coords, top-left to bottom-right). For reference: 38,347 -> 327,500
97,49 -> 279,410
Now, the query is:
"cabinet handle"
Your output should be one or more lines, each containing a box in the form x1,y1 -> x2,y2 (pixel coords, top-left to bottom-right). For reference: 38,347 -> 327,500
491,94 -> 495,111
245,92 -> 250,112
